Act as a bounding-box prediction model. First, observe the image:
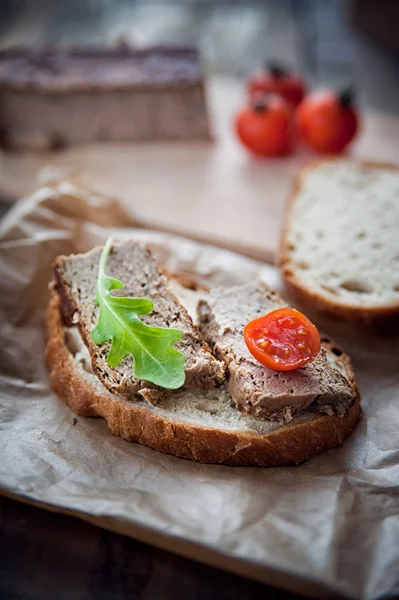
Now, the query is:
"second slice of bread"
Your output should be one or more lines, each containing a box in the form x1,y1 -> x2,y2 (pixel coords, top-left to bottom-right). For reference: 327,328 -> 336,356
280,160 -> 399,320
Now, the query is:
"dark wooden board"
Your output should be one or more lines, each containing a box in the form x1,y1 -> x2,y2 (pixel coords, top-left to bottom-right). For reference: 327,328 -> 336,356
0,497 -> 301,600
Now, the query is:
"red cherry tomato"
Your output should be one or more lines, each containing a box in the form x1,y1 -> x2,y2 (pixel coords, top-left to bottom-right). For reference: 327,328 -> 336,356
248,64 -> 306,109
295,88 -> 359,154
235,94 -> 293,157
243,308 -> 321,371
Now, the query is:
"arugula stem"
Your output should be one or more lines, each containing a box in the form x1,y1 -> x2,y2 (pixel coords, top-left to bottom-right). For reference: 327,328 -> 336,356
99,236 -> 113,287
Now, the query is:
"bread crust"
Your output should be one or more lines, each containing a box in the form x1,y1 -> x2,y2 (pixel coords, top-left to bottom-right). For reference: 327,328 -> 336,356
0,46 -> 204,93
46,295 -> 361,466
279,159 -> 399,322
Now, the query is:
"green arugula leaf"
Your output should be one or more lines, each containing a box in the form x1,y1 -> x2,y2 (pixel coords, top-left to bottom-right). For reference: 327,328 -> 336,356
90,237 -> 185,390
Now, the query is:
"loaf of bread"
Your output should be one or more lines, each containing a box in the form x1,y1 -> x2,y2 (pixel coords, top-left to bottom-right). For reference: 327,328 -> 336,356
0,46 -> 210,149
280,160 -> 399,320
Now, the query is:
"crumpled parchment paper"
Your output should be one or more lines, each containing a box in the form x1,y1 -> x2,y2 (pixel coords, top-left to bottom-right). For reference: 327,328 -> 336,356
0,181 -> 398,600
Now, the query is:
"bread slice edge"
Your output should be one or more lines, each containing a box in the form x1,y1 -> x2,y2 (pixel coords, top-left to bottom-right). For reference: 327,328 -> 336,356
46,295 -> 360,467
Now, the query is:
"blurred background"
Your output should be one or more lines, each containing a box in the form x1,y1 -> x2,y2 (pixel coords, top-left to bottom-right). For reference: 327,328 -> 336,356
0,0 -> 398,252
0,0 -> 399,114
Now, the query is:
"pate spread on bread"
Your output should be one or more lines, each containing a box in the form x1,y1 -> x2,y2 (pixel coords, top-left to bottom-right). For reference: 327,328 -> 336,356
198,282 -> 356,421
54,241 -> 225,401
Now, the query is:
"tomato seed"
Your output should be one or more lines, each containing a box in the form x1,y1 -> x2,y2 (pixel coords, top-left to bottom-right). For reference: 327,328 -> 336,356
278,317 -> 297,328
258,339 -> 270,350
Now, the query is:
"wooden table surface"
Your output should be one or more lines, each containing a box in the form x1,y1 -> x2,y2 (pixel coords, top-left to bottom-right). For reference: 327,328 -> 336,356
1,2 -> 399,599
0,496 -> 301,600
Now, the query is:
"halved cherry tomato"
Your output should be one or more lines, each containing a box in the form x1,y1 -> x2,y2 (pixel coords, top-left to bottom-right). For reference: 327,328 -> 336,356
243,308 -> 321,371
295,88 -> 359,154
235,93 -> 293,157
248,64 -> 306,109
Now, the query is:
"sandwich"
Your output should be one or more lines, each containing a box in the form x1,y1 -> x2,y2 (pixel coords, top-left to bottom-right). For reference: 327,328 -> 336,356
46,238 -> 360,466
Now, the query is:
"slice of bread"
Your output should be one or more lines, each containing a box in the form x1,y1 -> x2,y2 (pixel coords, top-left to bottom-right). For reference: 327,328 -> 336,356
46,295 -> 360,467
280,160 -> 399,320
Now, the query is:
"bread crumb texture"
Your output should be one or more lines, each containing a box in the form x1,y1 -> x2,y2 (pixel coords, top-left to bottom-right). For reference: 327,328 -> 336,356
282,161 -> 399,310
